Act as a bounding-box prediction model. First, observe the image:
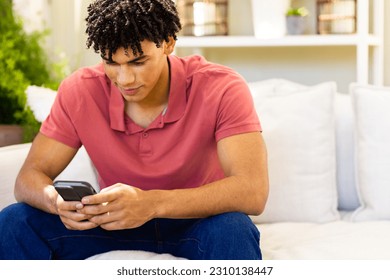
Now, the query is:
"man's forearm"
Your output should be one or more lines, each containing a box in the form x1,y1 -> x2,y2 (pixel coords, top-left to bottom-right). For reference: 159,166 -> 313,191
15,169 -> 59,215
152,175 -> 267,219
14,133 -> 79,215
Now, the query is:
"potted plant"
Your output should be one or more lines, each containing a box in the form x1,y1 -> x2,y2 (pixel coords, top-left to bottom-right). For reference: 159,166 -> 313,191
0,0 -> 62,145
285,7 -> 309,35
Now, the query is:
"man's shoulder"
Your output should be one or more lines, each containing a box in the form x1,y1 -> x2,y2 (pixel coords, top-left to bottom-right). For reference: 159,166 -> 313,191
172,55 -> 243,86
60,63 -> 107,90
174,55 -> 235,74
71,63 -> 105,80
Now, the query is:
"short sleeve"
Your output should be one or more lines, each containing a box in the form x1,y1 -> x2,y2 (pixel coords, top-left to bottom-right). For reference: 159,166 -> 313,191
215,76 -> 261,141
40,79 -> 82,148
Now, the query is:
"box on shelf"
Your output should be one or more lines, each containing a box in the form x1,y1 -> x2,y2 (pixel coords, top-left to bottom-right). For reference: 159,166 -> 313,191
316,0 -> 356,34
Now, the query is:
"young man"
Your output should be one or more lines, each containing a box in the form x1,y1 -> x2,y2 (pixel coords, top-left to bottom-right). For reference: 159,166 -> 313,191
0,0 -> 268,259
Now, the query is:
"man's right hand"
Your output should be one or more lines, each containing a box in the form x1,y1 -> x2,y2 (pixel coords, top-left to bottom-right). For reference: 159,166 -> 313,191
56,195 -> 99,230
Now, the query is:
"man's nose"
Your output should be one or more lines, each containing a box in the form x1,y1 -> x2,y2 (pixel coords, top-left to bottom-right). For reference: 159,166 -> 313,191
117,65 -> 135,86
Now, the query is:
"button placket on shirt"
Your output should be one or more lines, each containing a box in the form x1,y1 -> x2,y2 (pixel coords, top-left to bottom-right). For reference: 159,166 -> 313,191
136,115 -> 165,156
139,130 -> 152,156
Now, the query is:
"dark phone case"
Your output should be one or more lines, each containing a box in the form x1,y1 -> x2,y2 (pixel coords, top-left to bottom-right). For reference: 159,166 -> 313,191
54,180 -> 96,201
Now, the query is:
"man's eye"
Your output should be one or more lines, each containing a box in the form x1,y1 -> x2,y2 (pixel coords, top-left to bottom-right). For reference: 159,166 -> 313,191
105,61 -> 116,65
132,61 -> 146,66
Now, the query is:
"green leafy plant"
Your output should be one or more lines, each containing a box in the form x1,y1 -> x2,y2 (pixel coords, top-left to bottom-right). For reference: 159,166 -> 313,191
0,0 -> 63,141
286,7 -> 309,17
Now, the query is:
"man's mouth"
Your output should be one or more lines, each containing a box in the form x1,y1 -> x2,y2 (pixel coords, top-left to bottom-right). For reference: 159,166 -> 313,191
119,86 -> 141,96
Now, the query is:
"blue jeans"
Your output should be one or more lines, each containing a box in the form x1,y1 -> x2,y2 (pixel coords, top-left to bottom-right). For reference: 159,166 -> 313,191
0,203 -> 261,260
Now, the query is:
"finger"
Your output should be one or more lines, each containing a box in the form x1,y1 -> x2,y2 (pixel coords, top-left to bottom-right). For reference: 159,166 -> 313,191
57,196 -> 83,211
88,210 -> 116,225
99,222 -> 119,231
81,192 -> 113,205
59,209 -> 99,230
58,201 -> 84,212
77,200 -> 112,215
99,219 -> 146,231
89,210 -> 148,230
82,183 -> 130,204
62,217 -> 99,231
98,183 -> 122,193
58,208 -> 93,222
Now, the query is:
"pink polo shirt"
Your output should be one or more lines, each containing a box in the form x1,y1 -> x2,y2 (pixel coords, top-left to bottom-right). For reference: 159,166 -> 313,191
41,55 -> 261,190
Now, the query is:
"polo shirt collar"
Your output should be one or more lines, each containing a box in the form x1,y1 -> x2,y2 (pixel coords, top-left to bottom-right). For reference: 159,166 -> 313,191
109,82 -> 126,132
109,55 -> 187,132
163,55 -> 187,123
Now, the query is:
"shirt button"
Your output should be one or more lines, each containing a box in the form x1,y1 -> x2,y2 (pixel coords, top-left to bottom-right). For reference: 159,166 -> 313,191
142,132 -> 149,138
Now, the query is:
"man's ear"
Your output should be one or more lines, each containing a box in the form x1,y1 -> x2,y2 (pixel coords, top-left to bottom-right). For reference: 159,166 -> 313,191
164,36 -> 176,55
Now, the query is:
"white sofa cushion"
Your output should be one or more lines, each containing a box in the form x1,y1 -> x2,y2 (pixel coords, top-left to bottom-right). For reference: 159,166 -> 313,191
350,84 -> 390,221
248,79 -> 340,223
260,221 -> 390,259
87,250 -> 185,260
0,143 -> 31,209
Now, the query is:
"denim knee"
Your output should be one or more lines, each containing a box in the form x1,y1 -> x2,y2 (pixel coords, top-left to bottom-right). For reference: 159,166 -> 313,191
195,212 -> 261,260
0,203 -> 55,259
0,202 -> 43,226
0,203 -> 30,224
206,212 -> 260,242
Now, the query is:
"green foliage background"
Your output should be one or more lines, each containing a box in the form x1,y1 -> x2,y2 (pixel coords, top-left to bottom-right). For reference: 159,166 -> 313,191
0,0 -> 63,141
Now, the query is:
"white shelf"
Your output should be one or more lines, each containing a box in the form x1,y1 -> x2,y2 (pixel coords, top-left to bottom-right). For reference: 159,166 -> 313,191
174,0 -> 384,86
176,35 -> 382,48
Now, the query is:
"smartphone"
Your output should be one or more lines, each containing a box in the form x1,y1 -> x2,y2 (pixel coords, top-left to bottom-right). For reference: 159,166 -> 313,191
54,180 -> 97,201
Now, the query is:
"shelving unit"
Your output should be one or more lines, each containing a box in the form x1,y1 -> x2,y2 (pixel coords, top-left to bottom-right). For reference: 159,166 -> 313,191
175,0 -> 384,87
176,34 -> 381,47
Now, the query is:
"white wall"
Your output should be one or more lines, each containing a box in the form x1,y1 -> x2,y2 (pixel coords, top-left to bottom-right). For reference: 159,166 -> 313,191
12,0 -> 100,73
385,0 -> 390,86
47,0 -> 100,71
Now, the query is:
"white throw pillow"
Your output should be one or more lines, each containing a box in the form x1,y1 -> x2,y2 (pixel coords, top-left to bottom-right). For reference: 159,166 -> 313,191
26,85 -> 57,122
0,143 -> 32,209
249,80 -> 340,223
350,84 -> 390,221
334,93 -> 360,211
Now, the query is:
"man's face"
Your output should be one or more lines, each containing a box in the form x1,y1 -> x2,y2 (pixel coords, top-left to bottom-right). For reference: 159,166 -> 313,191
102,40 -> 173,105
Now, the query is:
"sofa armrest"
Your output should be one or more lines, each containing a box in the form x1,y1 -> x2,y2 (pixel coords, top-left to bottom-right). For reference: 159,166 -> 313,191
0,143 -> 99,211
0,143 -> 31,210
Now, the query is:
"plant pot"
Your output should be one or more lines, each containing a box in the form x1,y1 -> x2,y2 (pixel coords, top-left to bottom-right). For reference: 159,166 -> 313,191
0,125 -> 24,147
286,16 -> 306,35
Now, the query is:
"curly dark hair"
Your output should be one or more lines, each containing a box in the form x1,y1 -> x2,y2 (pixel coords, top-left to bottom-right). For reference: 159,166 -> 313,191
85,0 -> 181,59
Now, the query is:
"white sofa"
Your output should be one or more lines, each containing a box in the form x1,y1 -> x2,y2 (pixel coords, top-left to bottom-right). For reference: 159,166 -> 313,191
1,80 -> 390,260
